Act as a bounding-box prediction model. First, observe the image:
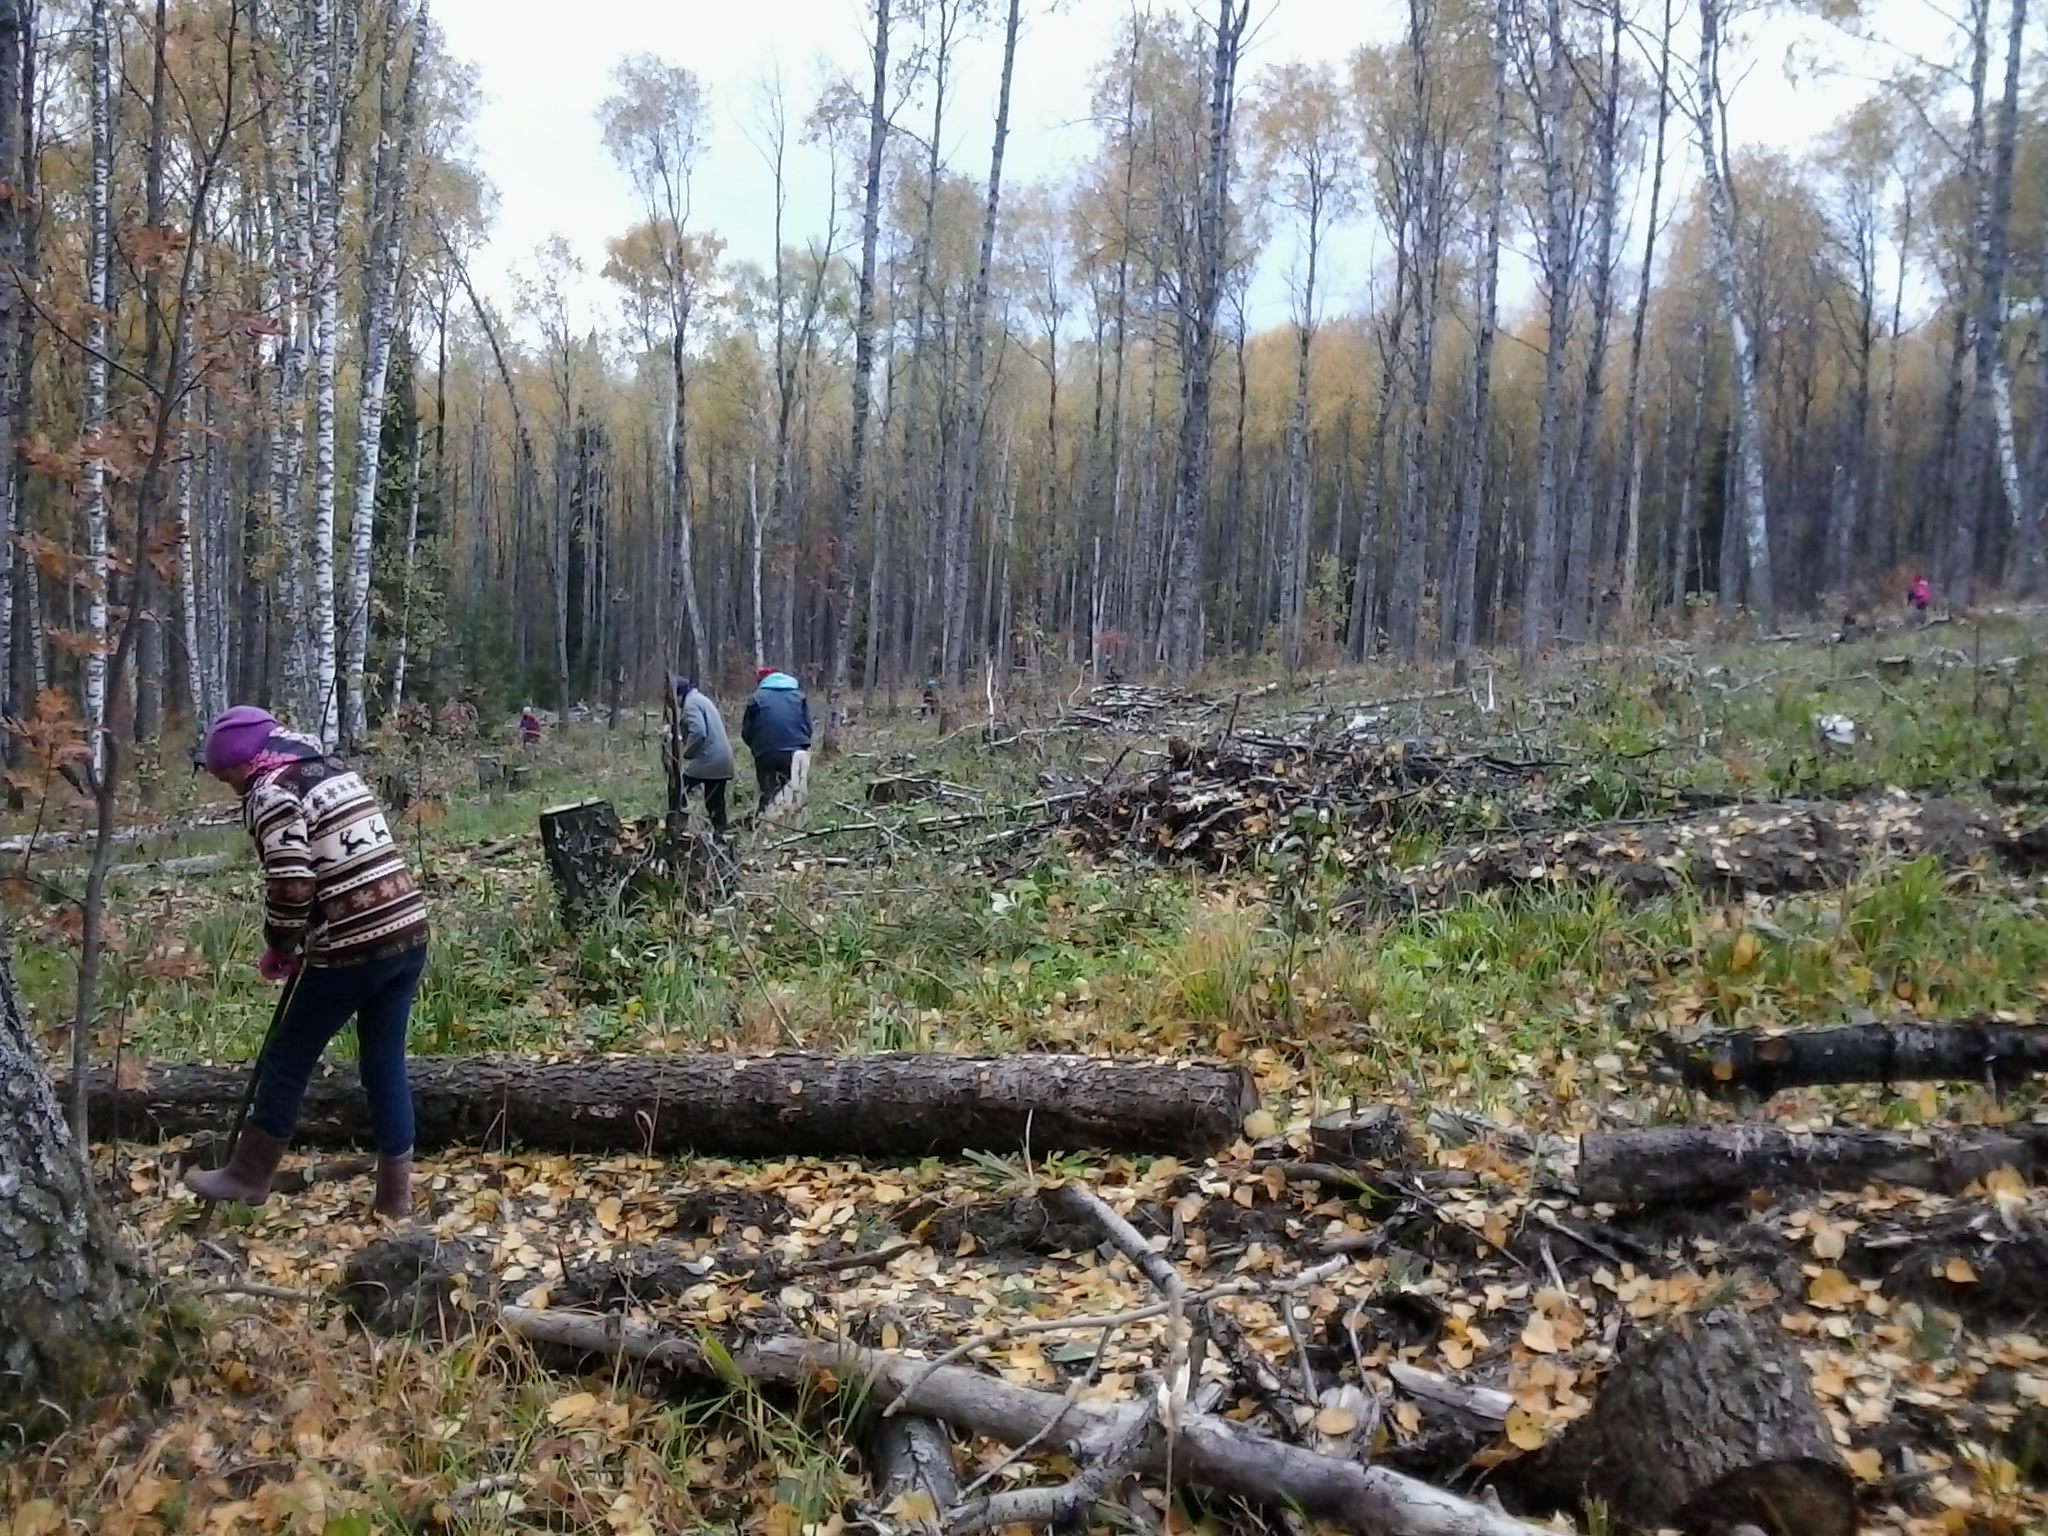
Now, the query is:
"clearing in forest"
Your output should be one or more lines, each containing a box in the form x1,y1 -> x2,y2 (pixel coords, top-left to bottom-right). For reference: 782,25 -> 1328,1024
10,619 -> 2048,1536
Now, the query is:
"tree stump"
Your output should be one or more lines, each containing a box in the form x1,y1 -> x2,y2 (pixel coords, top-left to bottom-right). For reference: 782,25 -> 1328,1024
476,755 -> 504,795
1532,1309 -> 1854,1535
1310,1106 -> 1416,1169
505,764 -> 533,793
1877,654 -> 1913,680
376,767 -> 413,814
540,800 -> 625,922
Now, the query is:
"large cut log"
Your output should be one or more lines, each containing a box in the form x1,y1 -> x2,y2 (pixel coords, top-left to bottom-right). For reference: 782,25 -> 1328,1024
1655,1019 -> 2048,1100
1530,1309 -> 1854,1535
65,1051 -> 1259,1159
1578,1122 -> 2033,1205
498,1305 -> 1552,1536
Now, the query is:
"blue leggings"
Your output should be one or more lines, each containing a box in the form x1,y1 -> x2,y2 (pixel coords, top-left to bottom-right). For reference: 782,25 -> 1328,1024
250,946 -> 426,1158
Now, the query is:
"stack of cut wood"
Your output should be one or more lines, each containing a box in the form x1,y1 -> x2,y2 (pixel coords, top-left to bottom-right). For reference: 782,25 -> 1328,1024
1058,736 -> 1549,870
1363,792 -> 2002,911
1058,682 -> 1220,733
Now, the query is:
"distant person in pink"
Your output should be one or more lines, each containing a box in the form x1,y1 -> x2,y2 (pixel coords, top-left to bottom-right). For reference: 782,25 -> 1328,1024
1907,575 -> 1931,615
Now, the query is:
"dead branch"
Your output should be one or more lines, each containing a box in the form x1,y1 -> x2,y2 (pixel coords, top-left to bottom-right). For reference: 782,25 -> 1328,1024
947,1403 -> 1155,1536
496,1306 -> 1554,1536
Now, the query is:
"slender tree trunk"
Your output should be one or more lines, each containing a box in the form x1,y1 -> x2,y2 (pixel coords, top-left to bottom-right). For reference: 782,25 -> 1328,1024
669,326 -> 709,676
81,0 -> 111,762
342,0 -> 423,744
943,0 -> 1020,687
1164,0 -> 1248,674
1447,0 -> 1507,661
1520,0 -> 1573,668
306,0 -> 343,743
1695,0 -> 1773,624
1671,328 -> 1711,607
830,0 -> 892,701
1279,222 -> 1320,672
1388,0 -> 1447,663
0,0 -> 21,727
1348,291 -> 1404,660
1616,0 -> 1670,633
1960,0 -> 2029,590
1560,7 -> 1623,643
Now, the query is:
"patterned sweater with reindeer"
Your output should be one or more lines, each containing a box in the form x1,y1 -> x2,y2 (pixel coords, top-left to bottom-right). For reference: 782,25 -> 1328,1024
245,744 -> 430,967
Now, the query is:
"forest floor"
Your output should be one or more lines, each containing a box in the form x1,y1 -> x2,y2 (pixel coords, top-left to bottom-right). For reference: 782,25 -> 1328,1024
9,610 -> 2048,1536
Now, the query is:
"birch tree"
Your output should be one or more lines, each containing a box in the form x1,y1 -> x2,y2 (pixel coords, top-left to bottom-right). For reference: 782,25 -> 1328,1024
341,0 -> 426,744
942,0 -> 1023,686
1163,0 -> 1250,674
0,0 -> 23,722
81,0 -> 112,761
1446,0 -> 1509,658
1253,60 -> 1355,673
1693,0 -> 1773,623
831,0 -> 893,699
305,0 -> 351,743
601,54 -> 713,679
1519,0 -> 1578,665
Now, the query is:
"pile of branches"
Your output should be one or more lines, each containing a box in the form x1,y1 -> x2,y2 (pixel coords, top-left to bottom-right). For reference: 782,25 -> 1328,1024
1059,682 -> 1224,733
1058,735 -> 1552,870
1355,792 -> 2007,912
326,1103 -> 1882,1536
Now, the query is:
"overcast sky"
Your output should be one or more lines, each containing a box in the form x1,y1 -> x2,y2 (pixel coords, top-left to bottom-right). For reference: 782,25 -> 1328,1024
430,0 -> 1949,343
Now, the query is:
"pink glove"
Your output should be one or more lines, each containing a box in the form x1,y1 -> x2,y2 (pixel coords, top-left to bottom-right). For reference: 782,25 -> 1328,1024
258,950 -> 300,983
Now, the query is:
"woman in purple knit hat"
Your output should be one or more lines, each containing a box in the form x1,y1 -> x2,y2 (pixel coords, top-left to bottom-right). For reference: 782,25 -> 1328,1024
186,706 -> 430,1220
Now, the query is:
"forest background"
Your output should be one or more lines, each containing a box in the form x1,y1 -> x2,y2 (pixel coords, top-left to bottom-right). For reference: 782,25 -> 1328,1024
0,0 -> 2042,761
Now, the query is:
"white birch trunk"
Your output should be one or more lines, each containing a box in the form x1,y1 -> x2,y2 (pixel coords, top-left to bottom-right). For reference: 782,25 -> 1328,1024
668,336 -> 709,675
307,0 -> 341,744
174,409 -> 207,725
1695,0 -> 1773,622
341,0 -> 424,744
81,0 -> 112,765
1992,349 -> 2024,530
268,5 -> 316,721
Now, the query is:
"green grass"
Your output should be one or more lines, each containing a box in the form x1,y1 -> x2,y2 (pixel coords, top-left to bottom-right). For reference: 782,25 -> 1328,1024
9,628 -> 2048,1125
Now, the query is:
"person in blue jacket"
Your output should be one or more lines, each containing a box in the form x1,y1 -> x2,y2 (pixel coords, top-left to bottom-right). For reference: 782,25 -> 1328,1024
741,667 -> 812,814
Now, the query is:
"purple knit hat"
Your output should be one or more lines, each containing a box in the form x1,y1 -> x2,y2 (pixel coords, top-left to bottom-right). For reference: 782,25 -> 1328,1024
203,705 -> 278,775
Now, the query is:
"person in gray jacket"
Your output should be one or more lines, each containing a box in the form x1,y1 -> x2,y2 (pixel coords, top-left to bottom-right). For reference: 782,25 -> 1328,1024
674,678 -> 734,833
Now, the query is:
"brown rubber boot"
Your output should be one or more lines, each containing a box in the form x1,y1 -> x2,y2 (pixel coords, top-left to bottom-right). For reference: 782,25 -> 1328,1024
184,1126 -> 289,1206
373,1154 -> 414,1220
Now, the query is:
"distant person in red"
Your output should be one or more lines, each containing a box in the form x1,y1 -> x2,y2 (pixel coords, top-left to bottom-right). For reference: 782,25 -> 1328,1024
518,706 -> 543,753
1907,575 -> 1931,615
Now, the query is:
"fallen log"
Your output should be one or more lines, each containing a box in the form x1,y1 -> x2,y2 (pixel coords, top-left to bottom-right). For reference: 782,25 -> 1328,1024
0,810 -> 238,858
1577,1123 -> 2033,1205
1655,1019 -> 2048,1100
66,1051 -> 1259,1159
1529,1308 -> 1854,1535
497,1305 -> 1552,1536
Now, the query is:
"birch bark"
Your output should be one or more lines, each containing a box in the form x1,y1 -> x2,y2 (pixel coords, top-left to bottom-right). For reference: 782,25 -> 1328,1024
342,0 -> 424,743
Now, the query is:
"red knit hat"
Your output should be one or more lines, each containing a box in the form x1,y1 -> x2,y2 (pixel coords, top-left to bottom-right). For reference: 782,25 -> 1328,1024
756,667 -> 774,682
